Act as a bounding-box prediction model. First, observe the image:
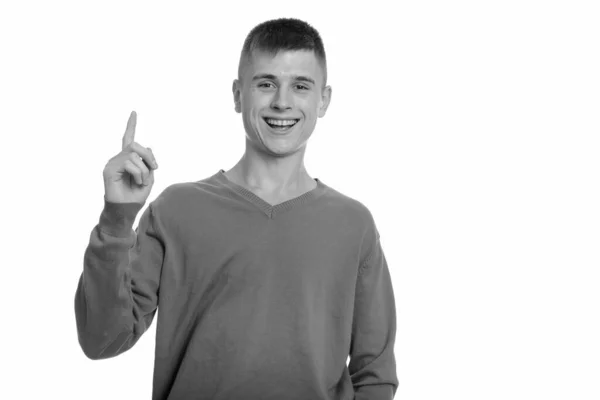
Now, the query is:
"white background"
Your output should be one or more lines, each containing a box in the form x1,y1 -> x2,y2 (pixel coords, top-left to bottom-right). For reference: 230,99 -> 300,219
1,0 -> 599,399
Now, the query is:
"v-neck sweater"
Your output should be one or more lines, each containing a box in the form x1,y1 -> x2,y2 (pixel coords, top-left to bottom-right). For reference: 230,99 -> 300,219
75,169 -> 398,400
216,169 -> 325,219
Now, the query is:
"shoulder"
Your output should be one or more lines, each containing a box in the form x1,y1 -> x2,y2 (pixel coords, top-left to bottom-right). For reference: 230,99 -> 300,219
150,168 -> 225,205
146,177 -> 220,221
320,184 -> 380,265
150,182 -> 198,208
321,184 -> 379,234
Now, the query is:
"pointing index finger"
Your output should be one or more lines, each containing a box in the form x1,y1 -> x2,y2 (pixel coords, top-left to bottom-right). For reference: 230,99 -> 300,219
122,110 -> 137,150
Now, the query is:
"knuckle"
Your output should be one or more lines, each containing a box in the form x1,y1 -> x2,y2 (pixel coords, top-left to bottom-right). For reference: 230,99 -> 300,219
126,142 -> 138,153
130,152 -> 141,162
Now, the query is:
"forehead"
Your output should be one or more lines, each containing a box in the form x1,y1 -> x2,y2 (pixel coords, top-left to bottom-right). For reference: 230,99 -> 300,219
244,49 -> 324,82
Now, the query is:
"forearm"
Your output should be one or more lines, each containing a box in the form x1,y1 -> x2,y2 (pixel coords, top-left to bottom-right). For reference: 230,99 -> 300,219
354,383 -> 395,400
74,200 -> 160,360
350,230 -> 399,399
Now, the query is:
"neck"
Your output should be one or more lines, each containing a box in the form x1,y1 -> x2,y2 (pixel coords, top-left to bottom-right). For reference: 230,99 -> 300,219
227,142 -> 313,193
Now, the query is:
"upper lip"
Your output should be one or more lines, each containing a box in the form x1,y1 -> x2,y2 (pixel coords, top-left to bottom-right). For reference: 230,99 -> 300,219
263,116 -> 300,120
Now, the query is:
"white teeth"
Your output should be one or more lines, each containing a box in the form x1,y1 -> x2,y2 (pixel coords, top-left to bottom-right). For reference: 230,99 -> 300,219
266,118 -> 297,126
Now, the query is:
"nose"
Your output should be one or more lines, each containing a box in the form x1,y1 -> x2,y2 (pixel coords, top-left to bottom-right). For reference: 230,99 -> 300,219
271,87 -> 292,111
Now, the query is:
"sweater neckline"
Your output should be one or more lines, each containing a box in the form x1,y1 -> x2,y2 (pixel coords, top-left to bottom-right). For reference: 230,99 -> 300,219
214,169 -> 327,219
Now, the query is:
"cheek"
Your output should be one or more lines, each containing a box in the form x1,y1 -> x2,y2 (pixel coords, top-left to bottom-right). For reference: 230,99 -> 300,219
303,104 -> 319,122
302,97 -> 321,117
248,88 -> 271,105
243,108 -> 263,133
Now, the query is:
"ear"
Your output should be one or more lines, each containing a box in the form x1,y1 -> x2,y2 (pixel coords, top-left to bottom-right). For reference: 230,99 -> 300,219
232,79 -> 241,113
318,85 -> 332,118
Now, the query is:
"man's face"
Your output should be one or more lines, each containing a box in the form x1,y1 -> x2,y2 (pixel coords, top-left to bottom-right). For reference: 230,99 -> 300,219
232,49 -> 331,157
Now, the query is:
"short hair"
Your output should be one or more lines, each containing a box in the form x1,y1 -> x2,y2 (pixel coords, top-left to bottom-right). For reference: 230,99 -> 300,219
238,18 -> 327,87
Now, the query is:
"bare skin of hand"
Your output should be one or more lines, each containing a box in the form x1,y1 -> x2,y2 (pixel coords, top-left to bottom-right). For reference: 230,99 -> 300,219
103,111 -> 159,204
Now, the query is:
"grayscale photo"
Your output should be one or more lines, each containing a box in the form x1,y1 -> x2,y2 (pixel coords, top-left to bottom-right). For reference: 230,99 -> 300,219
1,1 -> 598,399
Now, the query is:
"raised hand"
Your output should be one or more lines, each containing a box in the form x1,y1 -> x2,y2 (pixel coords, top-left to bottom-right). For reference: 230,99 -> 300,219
103,111 -> 159,204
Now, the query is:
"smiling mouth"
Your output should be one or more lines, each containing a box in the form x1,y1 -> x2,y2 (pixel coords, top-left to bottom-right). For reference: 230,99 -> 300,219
263,117 -> 300,130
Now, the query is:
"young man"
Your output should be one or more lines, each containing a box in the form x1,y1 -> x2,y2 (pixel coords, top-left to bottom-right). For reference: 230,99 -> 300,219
75,18 -> 398,400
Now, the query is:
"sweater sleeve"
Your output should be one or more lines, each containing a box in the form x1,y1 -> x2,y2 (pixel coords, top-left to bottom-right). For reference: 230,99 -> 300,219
349,231 -> 399,399
74,196 -> 165,360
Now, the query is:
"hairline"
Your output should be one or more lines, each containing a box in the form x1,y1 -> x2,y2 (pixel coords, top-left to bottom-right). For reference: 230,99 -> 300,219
237,48 -> 328,89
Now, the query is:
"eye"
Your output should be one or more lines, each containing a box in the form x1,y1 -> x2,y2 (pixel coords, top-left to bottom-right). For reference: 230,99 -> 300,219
295,84 -> 309,90
258,82 -> 275,89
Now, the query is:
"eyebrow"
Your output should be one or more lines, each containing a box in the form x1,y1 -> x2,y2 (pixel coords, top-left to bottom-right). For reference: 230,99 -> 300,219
252,73 -> 316,85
